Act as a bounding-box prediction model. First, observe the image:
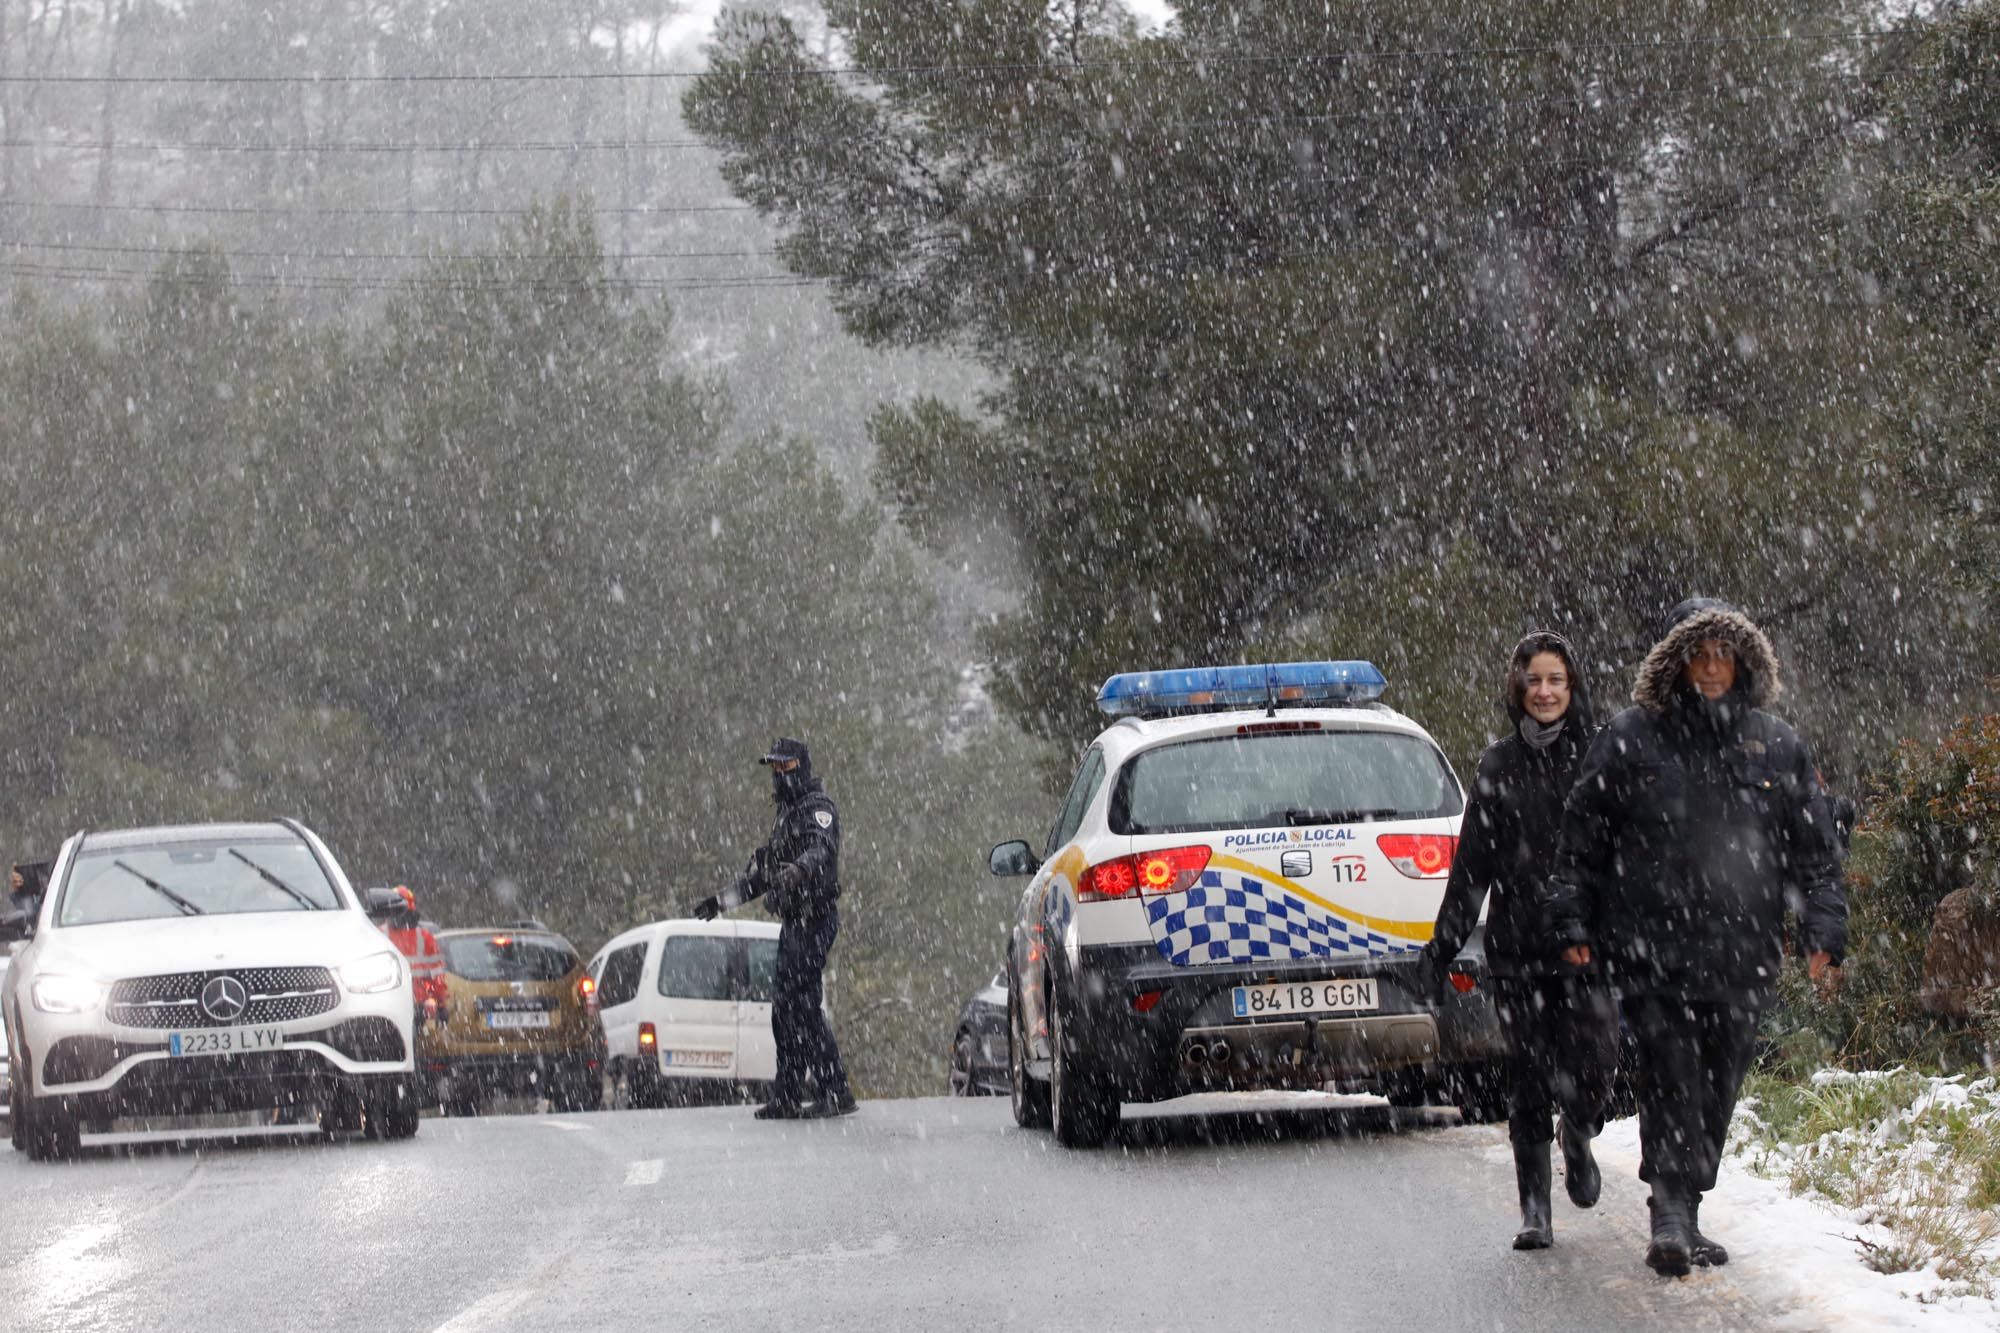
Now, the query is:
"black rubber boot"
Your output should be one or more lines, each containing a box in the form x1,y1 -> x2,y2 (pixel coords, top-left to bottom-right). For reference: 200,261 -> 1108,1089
1558,1117 -> 1601,1209
1512,1143 -> 1554,1250
1646,1193 -> 1693,1277
753,1099 -> 805,1120
1689,1198 -> 1729,1267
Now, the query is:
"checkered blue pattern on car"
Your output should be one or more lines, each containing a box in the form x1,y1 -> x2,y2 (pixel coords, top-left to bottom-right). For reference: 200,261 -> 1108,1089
1144,870 -> 1415,966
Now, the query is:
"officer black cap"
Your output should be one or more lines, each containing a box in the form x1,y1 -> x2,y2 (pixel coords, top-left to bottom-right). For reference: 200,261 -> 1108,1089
759,737 -> 810,766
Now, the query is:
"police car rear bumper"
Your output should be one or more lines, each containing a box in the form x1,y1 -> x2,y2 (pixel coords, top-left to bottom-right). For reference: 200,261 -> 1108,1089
1068,944 -> 1504,1099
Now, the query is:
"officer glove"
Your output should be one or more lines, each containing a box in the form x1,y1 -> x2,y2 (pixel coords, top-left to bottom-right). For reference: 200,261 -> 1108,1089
775,862 -> 805,894
692,896 -> 721,922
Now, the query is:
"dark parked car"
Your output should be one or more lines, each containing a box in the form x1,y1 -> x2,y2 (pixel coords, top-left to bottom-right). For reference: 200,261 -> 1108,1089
948,969 -> 1008,1097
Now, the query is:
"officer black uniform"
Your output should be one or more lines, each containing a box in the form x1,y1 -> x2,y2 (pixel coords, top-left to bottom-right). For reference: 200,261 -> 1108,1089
693,737 -> 856,1120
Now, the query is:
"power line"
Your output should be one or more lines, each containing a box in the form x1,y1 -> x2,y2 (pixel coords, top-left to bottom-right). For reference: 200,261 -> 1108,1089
0,73 -> 1868,158
0,136 -> 724,154
3,239 -> 780,263
0,198 -> 758,217
0,28 -> 1908,86
0,259 -> 829,293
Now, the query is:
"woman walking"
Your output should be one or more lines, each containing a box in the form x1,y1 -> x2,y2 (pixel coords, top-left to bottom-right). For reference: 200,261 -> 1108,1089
1423,630 -> 1620,1250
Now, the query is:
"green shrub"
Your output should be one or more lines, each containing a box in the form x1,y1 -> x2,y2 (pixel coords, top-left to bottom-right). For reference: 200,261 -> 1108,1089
1762,709 -> 2000,1075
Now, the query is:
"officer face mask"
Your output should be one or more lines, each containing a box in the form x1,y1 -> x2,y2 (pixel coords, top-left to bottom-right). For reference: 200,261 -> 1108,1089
772,764 -> 805,803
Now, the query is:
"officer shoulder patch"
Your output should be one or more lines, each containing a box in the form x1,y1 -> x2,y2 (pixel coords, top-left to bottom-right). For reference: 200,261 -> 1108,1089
814,810 -> 833,829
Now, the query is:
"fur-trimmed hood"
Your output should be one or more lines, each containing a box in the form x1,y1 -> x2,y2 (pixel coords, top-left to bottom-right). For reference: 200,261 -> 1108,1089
1632,605 -> 1782,712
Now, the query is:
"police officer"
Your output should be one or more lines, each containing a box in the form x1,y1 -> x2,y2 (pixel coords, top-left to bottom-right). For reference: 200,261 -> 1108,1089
1545,598 -> 1846,1277
693,737 -> 857,1120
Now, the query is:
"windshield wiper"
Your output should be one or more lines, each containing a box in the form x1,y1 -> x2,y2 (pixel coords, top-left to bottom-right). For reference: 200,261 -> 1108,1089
113,860 -> 204,916
1283,807 -> 1402,826
228,849 -> 321,910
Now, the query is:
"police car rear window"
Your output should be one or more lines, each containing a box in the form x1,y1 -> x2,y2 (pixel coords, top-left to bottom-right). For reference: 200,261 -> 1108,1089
442,936 -> 578,982
1109,730 -> 1463,835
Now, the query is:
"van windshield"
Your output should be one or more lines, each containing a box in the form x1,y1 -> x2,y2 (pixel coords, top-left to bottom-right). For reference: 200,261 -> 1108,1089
1110,730 -> 1462,835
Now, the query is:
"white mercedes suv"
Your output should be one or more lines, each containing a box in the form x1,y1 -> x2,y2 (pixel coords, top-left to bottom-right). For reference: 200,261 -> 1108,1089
1,820 -> 421,1159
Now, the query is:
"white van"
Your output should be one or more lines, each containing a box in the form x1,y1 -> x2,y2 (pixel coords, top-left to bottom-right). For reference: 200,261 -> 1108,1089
588,919 -> 808,1107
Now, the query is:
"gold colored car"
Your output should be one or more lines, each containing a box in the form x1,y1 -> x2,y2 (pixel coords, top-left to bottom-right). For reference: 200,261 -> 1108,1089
422,924 -> 605,1115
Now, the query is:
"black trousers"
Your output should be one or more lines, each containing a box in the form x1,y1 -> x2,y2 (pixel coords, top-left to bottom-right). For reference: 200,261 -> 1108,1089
1493,974 -> 1618,1152
1623,993 -> 1762,1198
772,907 -> 851,1104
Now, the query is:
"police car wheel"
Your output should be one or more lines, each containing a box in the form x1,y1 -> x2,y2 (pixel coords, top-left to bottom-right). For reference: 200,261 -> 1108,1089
1007,976 -> 1050,1130
1452,1064 -> 1511,1125
1049,983 -> 1117,1149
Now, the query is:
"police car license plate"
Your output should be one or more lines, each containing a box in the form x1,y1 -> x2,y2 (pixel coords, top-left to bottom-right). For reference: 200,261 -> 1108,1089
170,1027 -> 286,1057
1232,978 -> 1379,1019
662,1049 -> 730,1069
485,1011 -> 552,1030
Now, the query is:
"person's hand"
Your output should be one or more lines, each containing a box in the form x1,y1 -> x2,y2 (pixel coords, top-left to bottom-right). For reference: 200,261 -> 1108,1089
692,896 -> 721,922
1808,950 -> 1841,995
1561,944 -> 1592,967
775,862 -> 804,893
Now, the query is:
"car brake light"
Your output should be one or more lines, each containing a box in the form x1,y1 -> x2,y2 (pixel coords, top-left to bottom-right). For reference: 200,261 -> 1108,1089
578,975 -> 598,1010
639,1022 -> 657,1050
1078,845 -> 1212,901
1447,971 -> 1477,994
1132,990 -> 1164,1013
492,935 -> 513,948
1376,834 -> 1457,878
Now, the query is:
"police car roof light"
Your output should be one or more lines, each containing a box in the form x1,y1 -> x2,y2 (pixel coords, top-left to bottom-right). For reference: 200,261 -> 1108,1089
1095,661 -> 1387,717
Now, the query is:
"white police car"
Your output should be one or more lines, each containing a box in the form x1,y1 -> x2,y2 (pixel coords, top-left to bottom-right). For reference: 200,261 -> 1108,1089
2,821 -> 421,1158
989,661 -> 1504,1147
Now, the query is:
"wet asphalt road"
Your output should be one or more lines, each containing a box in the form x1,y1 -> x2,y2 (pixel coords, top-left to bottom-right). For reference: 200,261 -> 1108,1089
0,1095 -> 1788,1333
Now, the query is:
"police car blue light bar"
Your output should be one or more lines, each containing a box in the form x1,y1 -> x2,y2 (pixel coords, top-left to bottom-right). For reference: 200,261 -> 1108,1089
1096,661 -> 1388,717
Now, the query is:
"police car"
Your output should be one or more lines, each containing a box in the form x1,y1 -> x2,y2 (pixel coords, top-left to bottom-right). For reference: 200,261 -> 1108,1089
989,661 -> 1504,1147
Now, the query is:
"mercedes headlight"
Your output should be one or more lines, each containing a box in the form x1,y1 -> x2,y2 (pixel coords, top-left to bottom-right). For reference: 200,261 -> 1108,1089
32,974 -> 106,1014
339,950 -> 405,995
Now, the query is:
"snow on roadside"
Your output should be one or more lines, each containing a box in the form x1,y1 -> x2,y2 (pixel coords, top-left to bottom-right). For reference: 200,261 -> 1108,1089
1588,1074 -> 2000,1331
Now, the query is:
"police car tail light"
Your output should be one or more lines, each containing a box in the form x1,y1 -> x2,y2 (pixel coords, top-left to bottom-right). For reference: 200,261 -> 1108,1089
1078,846 -> 1211,901
1376,834 -> 1457,878
1447,971 -> 1478,994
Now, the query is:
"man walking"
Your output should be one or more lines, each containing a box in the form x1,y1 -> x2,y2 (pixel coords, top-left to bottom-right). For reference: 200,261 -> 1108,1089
693,737 -> 857,1120
1545,598 -> 1846,1276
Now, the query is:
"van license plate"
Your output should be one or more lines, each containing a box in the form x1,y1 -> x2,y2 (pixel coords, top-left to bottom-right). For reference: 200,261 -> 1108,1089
1232,978 -> 1379,1018
170,1028 -> 286,1057
662,1049 -> 729,1069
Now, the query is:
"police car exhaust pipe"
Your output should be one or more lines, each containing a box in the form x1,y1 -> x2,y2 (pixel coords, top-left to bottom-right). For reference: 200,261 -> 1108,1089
1208,1039 -> 1231,1065
1183,1041 -> 1207,1066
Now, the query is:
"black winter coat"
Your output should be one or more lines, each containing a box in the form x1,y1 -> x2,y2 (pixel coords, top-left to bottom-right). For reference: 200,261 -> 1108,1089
1428,722 -> 1593,977
1544,608 -> 1846,1003
735,777 -> 842,920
